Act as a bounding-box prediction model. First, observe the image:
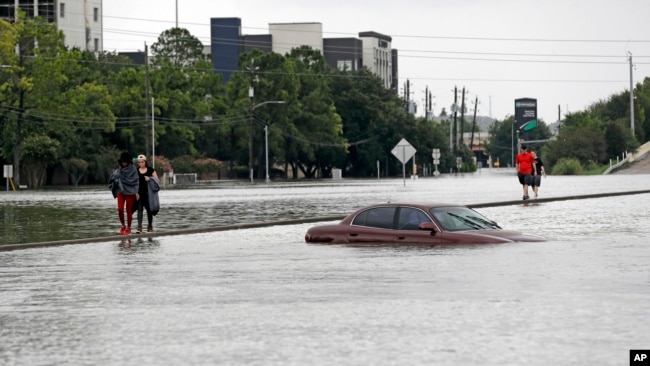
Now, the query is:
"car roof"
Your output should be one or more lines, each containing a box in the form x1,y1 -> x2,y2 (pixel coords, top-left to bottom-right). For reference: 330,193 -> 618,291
359,202 -> 465,210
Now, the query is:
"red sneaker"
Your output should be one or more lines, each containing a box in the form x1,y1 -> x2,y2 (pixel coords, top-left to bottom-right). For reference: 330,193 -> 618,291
124,227 -> 132,235
119,226 -> 126,235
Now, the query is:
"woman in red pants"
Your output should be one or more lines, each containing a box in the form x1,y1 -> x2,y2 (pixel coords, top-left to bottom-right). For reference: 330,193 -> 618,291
108,152 -> 140,235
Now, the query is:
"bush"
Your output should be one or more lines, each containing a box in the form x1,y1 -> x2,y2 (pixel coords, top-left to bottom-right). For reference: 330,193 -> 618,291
153,155 -> 173,175
170,155 -> 194,174
551,158 -> 583,175
193,158 -> 221,180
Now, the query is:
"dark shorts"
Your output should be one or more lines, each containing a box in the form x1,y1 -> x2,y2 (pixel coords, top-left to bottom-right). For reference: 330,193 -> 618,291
518,173 -> 533,185
532,175 -> 542,187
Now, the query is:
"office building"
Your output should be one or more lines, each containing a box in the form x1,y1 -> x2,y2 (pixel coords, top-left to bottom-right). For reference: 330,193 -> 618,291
210,17 -> 398,92
0,0 -> 103,52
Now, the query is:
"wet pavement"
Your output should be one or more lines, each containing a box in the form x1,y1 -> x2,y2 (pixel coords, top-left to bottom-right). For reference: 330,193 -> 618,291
1,170 -> 650,365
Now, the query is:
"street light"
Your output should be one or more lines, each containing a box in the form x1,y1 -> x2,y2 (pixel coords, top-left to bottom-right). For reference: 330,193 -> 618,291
249,100 -> 285,183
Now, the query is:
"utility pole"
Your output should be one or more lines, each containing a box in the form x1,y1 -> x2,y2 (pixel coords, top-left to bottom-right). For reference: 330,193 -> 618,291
557,104 -> 561,132
144,42 -> 151,158
469,96 -> 478,150
452,86 -> 458,152
248,86 -> 254,184
459,87 -> 466,147
13,26 -> 24,187
629,52 -> 635,136
424,86 -> 428,117
247,59 -> 258,183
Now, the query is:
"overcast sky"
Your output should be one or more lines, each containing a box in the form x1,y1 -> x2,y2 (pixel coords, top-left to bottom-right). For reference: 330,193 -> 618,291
103,0 -> 650,124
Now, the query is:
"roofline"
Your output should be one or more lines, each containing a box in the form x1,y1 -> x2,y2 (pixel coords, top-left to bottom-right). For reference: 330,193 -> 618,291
358,31 -> 392,42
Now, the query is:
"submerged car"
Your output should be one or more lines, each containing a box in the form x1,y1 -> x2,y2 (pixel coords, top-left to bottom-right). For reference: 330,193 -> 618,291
304,203 -> 545,245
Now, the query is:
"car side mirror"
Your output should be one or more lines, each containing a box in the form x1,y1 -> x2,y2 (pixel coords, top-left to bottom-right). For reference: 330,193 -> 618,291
418,222 -> 437,233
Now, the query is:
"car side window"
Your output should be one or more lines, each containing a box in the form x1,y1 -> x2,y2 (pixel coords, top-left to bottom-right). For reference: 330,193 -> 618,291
352,207 -> 396,229
397,207 -> 431,230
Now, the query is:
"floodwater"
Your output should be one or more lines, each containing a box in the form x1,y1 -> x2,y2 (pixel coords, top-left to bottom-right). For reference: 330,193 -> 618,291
1,169 -> 650,365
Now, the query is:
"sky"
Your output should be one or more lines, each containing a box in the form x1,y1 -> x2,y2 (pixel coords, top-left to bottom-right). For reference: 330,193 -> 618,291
103,0 -> 650,124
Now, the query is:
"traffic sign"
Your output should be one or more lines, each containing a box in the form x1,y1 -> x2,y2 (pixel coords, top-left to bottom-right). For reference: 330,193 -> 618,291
391,138 -> 416,164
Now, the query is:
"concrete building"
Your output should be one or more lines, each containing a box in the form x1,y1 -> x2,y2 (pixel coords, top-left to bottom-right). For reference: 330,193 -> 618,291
209,17 -> 397,91
269,22 -> 323,56
359,31 -> 393,90
323,37 -> 362,72
0,0 -> 102,52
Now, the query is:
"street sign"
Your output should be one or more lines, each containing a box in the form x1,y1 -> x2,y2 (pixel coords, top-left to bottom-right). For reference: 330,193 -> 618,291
514,98 -> 537,131
432,148 -> 441,177
391,138 -> 416,164
391,139 -> 417,186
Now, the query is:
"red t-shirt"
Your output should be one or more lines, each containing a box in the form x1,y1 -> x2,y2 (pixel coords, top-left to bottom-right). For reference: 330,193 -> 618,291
516,152 -> 535,174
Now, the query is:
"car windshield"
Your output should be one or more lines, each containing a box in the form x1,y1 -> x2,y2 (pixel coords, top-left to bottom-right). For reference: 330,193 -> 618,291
429,207 -> 501,232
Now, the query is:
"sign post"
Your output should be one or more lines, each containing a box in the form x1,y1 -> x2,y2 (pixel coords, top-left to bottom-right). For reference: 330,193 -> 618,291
432,148 -> 440,176
4,165 -> 14,192
514,98 -> 538,159
391,138 -> 416,187
514,98 -> 537,131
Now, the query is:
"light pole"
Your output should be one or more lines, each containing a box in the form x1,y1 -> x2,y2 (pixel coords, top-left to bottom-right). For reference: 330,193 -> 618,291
264,124 -> 270,183
249,100 -> 285,183
629,52 -> 635,135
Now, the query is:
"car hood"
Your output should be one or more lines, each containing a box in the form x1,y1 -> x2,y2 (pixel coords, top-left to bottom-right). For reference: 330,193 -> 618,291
461,229 -> 546,242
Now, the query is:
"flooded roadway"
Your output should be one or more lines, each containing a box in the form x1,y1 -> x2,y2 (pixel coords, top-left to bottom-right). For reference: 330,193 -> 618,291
1,170 -> 650,365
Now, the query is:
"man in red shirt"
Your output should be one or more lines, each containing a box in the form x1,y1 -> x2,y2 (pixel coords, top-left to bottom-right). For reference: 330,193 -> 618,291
515,144 -> 536,200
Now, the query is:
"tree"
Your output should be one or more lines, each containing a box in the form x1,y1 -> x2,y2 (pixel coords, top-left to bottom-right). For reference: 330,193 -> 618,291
543,126 -> 606,168
0,12 -> 67,186
486,117 -> 516,167
61,158 -> 89,187
149,27 -> 226,160
225,49 -> 299,178
330,68 -> 408,177
151,28 -> 206,67
21,135 -> 60,188
285,46 -> 345,178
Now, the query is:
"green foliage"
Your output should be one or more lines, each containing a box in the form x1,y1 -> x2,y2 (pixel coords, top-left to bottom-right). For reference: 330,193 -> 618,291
61,158 -> 89,187
168,155 -> 221,179
544,125 -> 607,169
153,156 -> 173,175
170,155 -> 195,174
193,157 -> 221,180
89,146 -> 121,183
21,134 -> 60,187
5,18 -> 650,185
151,27 -> 206,67
551,158 -> 583,175
486,117 -> 516,167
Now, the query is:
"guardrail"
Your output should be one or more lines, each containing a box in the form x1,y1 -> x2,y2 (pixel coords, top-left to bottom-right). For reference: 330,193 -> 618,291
603,140 -> 650,174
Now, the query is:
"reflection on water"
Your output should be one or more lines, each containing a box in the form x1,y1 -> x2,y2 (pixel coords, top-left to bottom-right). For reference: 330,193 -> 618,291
1,172 -> 650,365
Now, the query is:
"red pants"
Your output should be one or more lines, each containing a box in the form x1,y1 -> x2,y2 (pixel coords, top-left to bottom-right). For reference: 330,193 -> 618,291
117,192 -> 136,228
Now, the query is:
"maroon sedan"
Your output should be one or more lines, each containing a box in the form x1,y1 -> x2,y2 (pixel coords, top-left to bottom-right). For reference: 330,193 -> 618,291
304,203 -> 545,245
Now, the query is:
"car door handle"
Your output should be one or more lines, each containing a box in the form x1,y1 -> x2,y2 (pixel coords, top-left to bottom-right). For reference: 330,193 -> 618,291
349,233 -> 358,237
397,236 -> 405,240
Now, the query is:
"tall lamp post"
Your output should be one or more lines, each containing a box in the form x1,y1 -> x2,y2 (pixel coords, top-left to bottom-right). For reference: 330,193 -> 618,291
1,65 -> 13,191
249,100 -> 285,184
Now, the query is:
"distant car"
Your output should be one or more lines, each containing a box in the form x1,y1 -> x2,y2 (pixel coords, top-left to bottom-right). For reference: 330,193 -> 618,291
304,203 -> 545,245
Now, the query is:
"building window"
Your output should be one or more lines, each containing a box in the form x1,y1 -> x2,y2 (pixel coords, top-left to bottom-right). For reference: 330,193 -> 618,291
60,3 -> 65,18
94,8 -> 98,22
337,60 -> 352,71
94,38 -> 99,52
